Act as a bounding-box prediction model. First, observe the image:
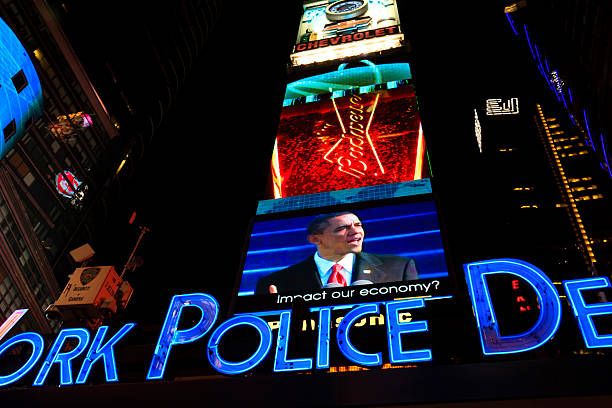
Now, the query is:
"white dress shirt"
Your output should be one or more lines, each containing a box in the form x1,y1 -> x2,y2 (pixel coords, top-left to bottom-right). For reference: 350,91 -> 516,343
314,252 -> 354,286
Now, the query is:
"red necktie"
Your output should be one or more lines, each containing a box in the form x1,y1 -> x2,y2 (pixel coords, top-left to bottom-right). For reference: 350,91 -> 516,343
328,263 -> 347,286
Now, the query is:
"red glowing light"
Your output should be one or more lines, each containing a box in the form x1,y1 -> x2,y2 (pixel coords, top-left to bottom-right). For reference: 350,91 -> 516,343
271,86 -> 427,198
55,170 -> 81,198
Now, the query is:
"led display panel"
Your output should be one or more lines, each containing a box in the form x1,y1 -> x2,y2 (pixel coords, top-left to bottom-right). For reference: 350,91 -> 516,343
291,0 -> 404,66
283,59 -> 412,103
271,84 -> 426,199
232,179 -> 453,316
270,59 -> 427,199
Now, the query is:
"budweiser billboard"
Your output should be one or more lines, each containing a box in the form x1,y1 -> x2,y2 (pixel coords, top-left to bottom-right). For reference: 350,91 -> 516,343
270,85 -> 427,199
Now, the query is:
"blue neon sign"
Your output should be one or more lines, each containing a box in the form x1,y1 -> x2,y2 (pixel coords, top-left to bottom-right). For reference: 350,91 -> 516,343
563,277 -> 612,348
464,258 -> 562,355
147,293 -> 218,380
274,311 -> 312,372
0,331 -> 44,387
385,299 -> 432,363
0,258 -> 611,387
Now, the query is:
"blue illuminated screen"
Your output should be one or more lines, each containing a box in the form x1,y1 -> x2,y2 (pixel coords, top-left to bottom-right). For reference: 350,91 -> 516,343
239,200 -> 448,296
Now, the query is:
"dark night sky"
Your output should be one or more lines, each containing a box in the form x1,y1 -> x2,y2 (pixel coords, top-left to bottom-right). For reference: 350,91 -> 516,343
100,1 -> 304,323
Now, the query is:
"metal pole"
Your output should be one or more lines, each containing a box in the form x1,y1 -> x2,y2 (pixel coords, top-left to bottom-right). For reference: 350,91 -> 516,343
120,226 -> 150,279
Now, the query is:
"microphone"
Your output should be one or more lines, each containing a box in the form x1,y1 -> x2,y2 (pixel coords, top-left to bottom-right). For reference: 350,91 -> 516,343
352,280 -> 373,286
323,280 -> 373,288
322,283 -> 344,288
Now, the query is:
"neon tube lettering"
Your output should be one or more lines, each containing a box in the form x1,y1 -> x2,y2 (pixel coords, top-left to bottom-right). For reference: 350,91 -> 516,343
273,311 -> 312,372
76,323 -> 136,384
207,314 -> 272,374
563,277 -> 612,348
0,310 -> 44,387
385,299 -> 432,363
337,303 -> 382,366
464,258 -> 562,355
147,293 -> 219,380
33,328 -> 90,386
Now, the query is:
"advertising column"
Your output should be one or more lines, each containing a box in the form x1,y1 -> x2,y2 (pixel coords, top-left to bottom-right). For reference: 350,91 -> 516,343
228,0 -> 459,372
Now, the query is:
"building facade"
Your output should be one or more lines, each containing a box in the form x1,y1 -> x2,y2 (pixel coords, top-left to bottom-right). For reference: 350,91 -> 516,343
0,0 -> 221,336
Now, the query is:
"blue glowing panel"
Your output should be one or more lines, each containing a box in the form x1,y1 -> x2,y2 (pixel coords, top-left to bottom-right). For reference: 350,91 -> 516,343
257,179 -> 432,215
0,17 -> 43,158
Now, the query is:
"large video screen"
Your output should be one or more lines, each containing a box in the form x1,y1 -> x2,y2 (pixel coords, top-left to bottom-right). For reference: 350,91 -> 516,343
271,85 -> 426,199
232,180 -> 453,315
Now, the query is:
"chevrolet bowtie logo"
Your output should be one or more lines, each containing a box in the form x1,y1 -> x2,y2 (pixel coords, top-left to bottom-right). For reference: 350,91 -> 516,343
324,17 -> 371,32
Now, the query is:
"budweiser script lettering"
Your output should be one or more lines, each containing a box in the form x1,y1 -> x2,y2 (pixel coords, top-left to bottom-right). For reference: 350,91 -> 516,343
324,93 -> 385,178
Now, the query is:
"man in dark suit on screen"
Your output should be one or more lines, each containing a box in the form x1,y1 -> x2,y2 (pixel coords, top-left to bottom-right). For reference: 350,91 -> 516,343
255,211 -> 419,294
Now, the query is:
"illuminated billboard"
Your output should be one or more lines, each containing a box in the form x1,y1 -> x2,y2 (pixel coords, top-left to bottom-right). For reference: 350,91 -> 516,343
271,84 -> 426,199
283,59 -> 412,103
233,179 -> 452,315
291,0 -> 404,66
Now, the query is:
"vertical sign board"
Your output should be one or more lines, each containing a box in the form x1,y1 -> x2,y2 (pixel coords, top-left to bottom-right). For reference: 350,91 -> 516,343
271,60 -> 427,199
228,0 -> 456,370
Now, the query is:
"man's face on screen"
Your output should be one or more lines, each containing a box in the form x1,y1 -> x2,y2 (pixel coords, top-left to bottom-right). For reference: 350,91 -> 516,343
308,213 -> 364,262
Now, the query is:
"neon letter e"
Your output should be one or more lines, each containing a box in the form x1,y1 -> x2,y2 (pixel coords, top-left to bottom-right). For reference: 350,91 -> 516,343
464,258 -> 562,355
564,277 -> 612,348
147,293 -> 219,380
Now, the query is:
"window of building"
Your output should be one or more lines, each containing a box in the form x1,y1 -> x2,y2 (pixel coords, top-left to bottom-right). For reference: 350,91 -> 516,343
11,69 -> 28,93
3,120 -> 16,143
7,151 -> 35,187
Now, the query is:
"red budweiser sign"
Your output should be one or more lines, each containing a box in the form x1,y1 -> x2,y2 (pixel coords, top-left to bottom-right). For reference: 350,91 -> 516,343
270,86 -> 426,199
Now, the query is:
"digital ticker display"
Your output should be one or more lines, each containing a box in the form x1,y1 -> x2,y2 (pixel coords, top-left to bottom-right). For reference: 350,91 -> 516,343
270,61 -> 428,199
